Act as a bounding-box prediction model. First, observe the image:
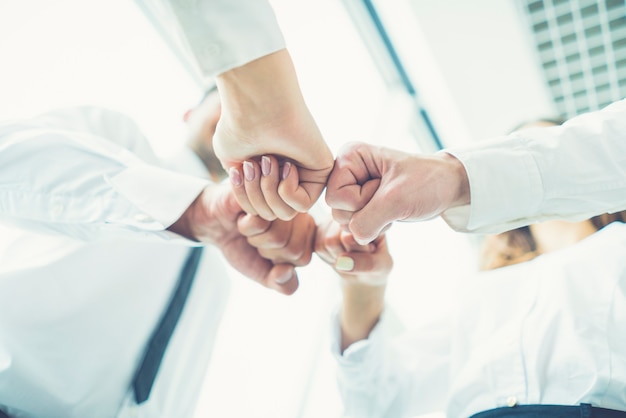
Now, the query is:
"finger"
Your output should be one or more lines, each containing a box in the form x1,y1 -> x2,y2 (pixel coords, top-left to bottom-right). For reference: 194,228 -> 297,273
325,144 -> 381,211
282,214 -> 315,266
331,208 -> 352,226
265,264 -> 299,295
229,165 -> 258,216
255,214 -> 315,266
349,191 -> 398,245
260,155 -> 298,221
278,163 -> 325,213
237,213 -> 271,237
243,160 -> 277,221
335,239 -> 393,277
326,175 -> 381,212
339,231 -> 376,253
233,245 -> 299,296
246,219 -> 292,250
314,221 -> 345,264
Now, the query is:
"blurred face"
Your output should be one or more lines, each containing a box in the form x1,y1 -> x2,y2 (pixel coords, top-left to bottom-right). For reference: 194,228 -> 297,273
515,120 -> 559,130
479,232 -> 537,271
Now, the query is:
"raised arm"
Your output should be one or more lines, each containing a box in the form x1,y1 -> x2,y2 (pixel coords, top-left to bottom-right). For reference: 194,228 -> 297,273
315,220 -> 392,351
325,99 -> 626,241
137,0 -> 334,219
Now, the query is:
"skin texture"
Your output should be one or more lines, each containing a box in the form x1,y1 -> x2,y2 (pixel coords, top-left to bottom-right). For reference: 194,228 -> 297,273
325,142 -> 470,244
315,220 -> 392,352
169,184 -> 301,295
214,49 -> 334,220
238,204 -> 393,353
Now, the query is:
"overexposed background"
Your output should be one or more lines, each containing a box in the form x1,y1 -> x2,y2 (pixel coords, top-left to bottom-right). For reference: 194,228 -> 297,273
0,1 -> 554,417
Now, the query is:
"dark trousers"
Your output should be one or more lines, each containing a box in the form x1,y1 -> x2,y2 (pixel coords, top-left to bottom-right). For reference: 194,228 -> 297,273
471,404 -> 626,418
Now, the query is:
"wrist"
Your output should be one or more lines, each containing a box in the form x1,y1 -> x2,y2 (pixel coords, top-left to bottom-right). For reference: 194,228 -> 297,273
168,185 -> 230,244
440,152 -> 470,208
340,283 -> 385,351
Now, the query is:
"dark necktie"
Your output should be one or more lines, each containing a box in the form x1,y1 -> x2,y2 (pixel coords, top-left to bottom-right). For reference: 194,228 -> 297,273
132,246 -> 204,404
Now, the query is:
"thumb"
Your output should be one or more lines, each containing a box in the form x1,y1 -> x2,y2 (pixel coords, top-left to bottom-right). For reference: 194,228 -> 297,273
265,264 -> 299,295
278,162 -> 323,213
349,192 -> 396,245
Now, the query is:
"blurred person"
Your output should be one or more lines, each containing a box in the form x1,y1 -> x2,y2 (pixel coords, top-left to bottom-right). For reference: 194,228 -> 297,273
0,90 -> 313,417
240,120 -> 626,418
318,120 -> 626,418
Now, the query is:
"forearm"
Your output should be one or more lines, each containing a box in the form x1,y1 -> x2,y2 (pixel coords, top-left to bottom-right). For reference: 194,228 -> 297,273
340,281 -> 386,353
216,50 -> 305,126
214,49 -> 332,171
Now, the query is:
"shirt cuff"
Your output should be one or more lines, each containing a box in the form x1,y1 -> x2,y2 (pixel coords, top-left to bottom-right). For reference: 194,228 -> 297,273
331,308 -> 387,366
106,163 -> 209,230
171,0 -> 286,77
441,136 -> 543,233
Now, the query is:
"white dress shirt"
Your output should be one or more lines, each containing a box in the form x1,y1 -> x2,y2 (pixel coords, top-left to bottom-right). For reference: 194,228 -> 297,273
0,107 -> 231,417
134,0 -> 285,80
333,221 -> 626,418
0,107 -> 208,241
444,99 -> 626,234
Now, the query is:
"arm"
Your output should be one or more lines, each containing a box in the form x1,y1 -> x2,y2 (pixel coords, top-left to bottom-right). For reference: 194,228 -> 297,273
316,220 -> 451,417
314,220 -> 391,352
215,51 -> 334,219
325,142 -> 468,244
136,1 -> 334,219
444,99 -> 626,233
325,99 -> 626,240
0,109 -> 207,241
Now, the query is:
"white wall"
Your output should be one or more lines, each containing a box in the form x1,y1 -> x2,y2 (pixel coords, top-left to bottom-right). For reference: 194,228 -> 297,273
404,0 -> 556,145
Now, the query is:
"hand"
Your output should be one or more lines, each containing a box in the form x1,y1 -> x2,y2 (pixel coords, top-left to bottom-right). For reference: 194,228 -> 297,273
168,184 -> 299,295
237,211 -> 316,271
315,219 -> 392,352
228,156 -> 308,222
325,142 -> 470,244
214,49 -> 334,219
315,219 -> 392,286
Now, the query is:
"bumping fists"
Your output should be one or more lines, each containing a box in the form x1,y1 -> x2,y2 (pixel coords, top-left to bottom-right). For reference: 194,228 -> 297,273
229,141 -> 470,245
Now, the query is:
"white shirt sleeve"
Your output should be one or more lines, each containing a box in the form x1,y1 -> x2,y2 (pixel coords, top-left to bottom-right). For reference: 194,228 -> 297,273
331,309 -> 452,418
134,0 -> 286,82
0,107 -> 209,242
442,99 -> 626,233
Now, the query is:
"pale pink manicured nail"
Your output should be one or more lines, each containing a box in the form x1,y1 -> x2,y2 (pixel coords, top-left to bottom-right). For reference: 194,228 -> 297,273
229,167 -> 242,186
243,161 -> 255,181
275,269 -> 294,284
281,162 -> 291,180
261,156 -> 271,176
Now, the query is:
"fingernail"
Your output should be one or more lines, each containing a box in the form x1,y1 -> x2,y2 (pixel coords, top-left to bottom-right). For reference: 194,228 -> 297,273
261,156 -> 271,176
336,256 -> 354,271
275,269 -> 295,284
281,162 -> 291,180
243,161 -> 255,181
229,167 -> 242,186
